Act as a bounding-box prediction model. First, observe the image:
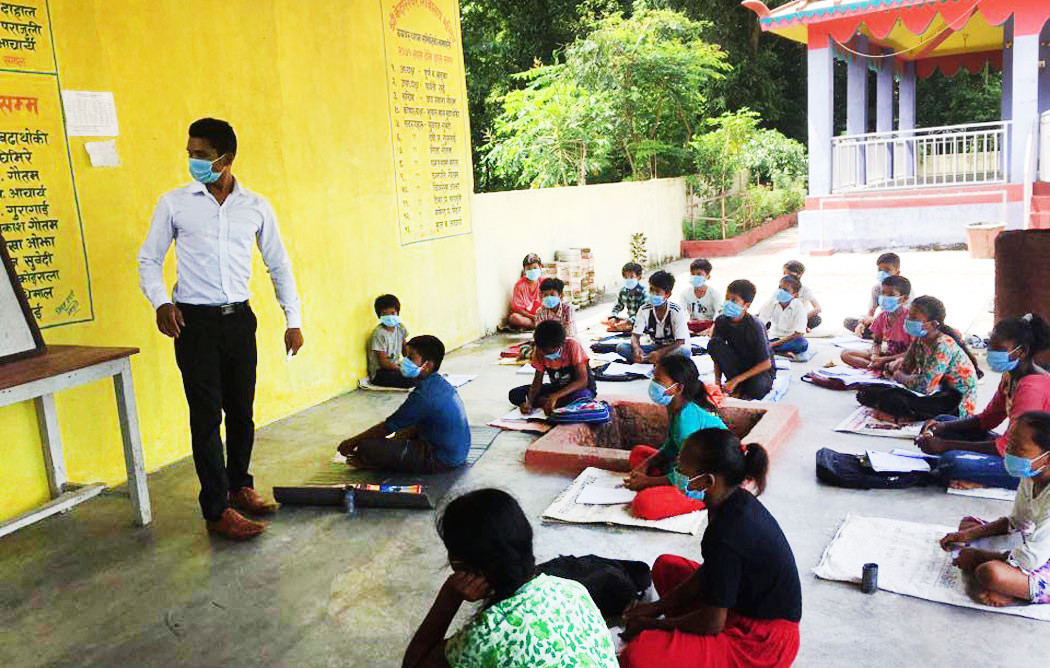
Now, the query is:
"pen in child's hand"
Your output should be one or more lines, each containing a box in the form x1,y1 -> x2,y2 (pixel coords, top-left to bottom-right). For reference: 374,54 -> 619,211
285,348 -> 294,363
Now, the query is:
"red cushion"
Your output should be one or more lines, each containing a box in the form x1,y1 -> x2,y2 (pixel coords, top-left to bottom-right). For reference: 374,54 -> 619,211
631,486 -> 705,520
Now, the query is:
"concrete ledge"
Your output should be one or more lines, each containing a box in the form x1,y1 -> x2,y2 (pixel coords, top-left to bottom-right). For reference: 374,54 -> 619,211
524,395 -> 799,475
680,212 -> 797,258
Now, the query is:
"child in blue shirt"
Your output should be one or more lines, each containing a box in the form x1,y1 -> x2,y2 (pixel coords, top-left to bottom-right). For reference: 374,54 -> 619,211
338,335 -> 470,473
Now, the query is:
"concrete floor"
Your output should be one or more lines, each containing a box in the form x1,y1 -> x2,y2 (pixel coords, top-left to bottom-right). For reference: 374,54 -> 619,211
1,229 -> 1040,667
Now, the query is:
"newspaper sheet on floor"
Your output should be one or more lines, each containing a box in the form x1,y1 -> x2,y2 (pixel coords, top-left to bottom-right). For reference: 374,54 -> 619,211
835,406 -> 924,439
814,514 -> 1050,622
542,467 -> 708,536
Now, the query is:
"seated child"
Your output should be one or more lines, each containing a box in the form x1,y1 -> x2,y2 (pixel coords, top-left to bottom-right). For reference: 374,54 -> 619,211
507,252 -> 543,330
535,277 -> 577,338
757,274 -> 809,357
606,262 -> 646,333
403,489 -> 618,667
616,270 -> 690,363
508,320 -> 596,415
783,260 -> 822,330
367,293 -> 413,389
841,275 -> 912,370
707,280 -> 776,400
679,258 -> 722,335
940,411 -> 1050,608
844,252 -> 901,339
625,354 -> 727,520
860,295 -> 982,420
337,335 -> 470,473
922,314 -> 1050,490
620,430 -> 801,668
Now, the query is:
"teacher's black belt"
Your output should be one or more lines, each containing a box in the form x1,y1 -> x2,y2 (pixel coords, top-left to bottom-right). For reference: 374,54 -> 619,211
176,301 -> 250,316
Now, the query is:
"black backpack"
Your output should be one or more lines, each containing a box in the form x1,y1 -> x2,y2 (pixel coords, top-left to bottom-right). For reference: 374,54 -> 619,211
815,447 -> 932,490
536,555 -> 652,618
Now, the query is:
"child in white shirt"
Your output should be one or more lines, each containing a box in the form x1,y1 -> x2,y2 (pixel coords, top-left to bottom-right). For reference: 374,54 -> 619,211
941,411 -> 1050,607
757,275 -> 809,357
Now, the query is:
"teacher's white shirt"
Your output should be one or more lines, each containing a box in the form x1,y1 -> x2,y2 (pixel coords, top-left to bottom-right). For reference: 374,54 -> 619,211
137,179 -> 302,328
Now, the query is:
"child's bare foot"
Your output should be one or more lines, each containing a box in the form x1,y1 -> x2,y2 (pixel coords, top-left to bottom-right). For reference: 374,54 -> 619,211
976,589 -> 1021,607
948,480 -> 985,491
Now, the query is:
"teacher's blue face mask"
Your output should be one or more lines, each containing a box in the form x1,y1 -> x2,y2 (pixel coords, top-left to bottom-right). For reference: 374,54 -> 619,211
188,154 -> 225,184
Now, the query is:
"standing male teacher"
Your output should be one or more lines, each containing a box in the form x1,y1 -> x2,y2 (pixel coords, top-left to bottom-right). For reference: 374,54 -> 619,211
138,118 -> 304,540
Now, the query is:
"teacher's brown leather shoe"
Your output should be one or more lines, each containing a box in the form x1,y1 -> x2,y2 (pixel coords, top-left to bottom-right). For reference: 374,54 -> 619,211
206,508 -> 265,541
229,486 -> 278,516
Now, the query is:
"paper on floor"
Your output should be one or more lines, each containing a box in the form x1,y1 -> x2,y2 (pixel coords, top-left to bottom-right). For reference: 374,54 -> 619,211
603,362 -> 653,377
814,514 -> 1050,622
593,351 -> 627,362
499,407 -> 545,421
946,486 -> 1017,502
865,450 -> 931,473
543,467 -> 707,536
576,484 -> 637,505
443,374 -> 477,388
835,406 -> 924,440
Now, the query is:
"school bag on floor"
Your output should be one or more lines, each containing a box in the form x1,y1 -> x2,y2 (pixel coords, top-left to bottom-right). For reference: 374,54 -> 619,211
593,362 -> 648,382
548,399 -> 612,424
536,555 -> 652,618
815,447 -> 931,490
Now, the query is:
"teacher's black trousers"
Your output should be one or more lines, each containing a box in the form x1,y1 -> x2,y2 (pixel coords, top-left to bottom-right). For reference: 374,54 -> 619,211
174,302 -> 257,521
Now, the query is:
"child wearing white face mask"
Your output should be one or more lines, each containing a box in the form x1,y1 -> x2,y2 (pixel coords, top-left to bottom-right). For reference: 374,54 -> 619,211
535,277 -> 577,337
940,412 -> 1050,607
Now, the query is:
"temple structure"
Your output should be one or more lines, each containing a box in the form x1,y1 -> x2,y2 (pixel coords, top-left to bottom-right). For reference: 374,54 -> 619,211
742,0 -> 1050,251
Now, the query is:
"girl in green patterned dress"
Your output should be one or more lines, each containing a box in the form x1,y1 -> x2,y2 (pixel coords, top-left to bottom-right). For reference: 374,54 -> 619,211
403,488 -> 618,668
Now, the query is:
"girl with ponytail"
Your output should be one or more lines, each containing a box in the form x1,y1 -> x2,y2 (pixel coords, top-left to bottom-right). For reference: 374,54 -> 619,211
621,429 -> 801,668
886,295 -> 981,417
625,354 -> 728,520
920,313 -> 1050,490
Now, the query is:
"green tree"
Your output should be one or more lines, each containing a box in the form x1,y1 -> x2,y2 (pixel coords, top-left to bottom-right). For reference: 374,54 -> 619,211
483,8 -> 729,188
485,73 -> 615,187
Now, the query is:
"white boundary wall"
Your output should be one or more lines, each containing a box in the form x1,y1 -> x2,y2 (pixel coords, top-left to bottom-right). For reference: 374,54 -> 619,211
471,178 -> 687,334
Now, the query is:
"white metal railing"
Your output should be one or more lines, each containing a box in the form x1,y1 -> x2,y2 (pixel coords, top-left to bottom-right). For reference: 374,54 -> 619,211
832,121 -> 1010,193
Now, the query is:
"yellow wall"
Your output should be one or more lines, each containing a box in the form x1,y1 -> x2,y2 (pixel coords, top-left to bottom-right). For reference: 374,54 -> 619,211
0,0 -> 478,520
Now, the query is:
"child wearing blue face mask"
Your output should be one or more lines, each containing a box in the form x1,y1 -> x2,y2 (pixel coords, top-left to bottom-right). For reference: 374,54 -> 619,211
507,253 -> 544,330
680,258 -> 722,335
841,275 -> 913,370
607,262 -> 647,333
940,412 -> 1050,607
919,314 -> 1050,490
625,354 -> 727,506
368,293 -> 413,388
619,270 -> 691,364
339,335 -> 470,473
708,279 -> 776,400
621,430 -> 801,668
535,277 -> 577,337
844,252 -> 901,338
757,275 -> 809,358
509,320 -> 595,415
